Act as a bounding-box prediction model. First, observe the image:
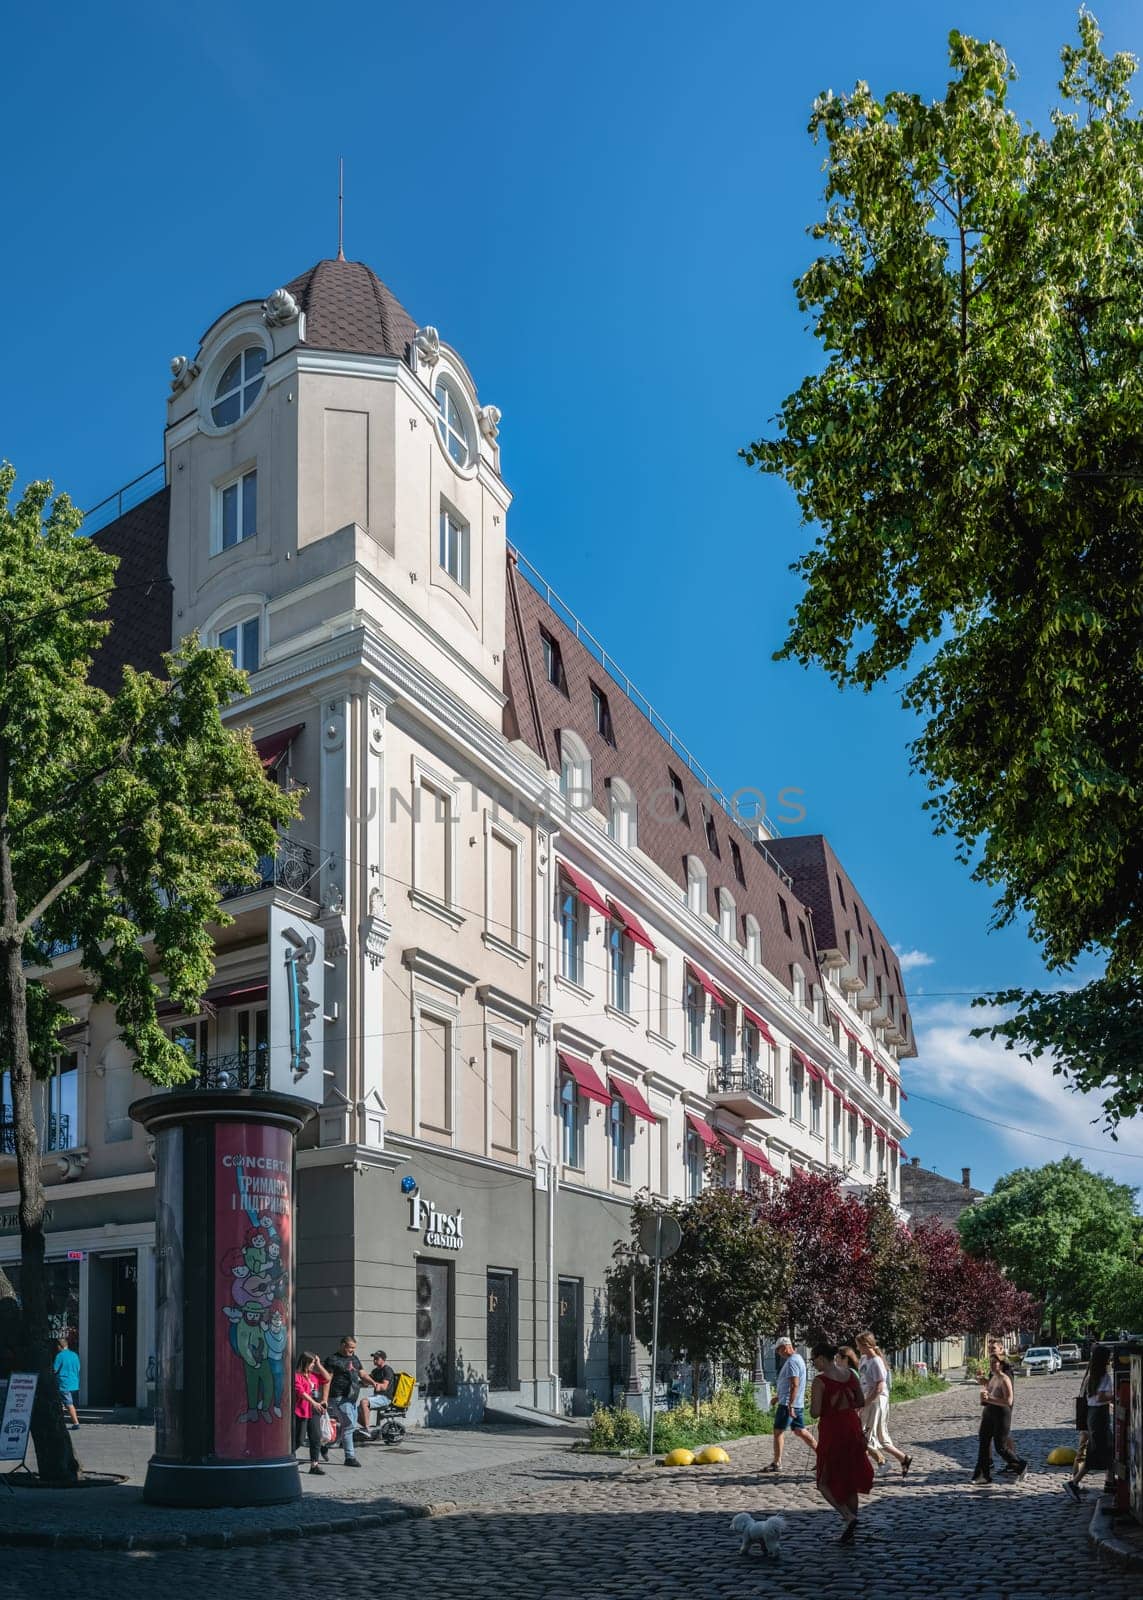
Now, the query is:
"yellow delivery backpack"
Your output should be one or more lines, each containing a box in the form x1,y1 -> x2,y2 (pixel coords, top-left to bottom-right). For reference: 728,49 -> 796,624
392,1371 -> 416,1410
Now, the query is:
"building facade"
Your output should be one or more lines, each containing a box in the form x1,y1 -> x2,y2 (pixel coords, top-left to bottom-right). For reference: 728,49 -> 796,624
900,1160 -> 984,1228
0,258 -> 914,1422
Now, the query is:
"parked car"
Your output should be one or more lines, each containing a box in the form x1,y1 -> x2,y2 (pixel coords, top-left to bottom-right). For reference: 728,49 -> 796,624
1056,1343 -> 1082,1365
1022,1346 -> 1061,1374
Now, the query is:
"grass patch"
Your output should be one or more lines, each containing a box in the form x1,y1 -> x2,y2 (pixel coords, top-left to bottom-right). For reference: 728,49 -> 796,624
889,1372 -> 948,1402
584,1383 -> 774,1454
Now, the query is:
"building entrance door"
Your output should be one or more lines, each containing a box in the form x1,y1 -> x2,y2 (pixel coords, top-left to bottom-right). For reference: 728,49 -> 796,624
486,1271 -> 515,1391
110,1256 -> 138,1406
415,1259 -> 452,1395
558,1277 -> 581,1389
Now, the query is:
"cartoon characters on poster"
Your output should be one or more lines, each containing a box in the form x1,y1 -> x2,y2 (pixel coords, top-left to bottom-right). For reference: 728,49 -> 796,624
221,1213 -> 289,1424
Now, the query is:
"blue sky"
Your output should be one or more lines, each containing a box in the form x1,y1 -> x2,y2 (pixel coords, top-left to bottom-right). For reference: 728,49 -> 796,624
2,0 -> 1140,1195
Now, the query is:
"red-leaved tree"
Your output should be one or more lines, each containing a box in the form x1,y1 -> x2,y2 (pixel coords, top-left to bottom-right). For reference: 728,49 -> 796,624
913,1219 -> 973,1340
753,1169 -> 872,1341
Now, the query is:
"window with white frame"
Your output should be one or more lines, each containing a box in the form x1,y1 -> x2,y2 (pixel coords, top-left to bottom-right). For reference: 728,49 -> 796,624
890,1148 -> 899,1188
560,1072 -> 582,1167
439,502 -> 470,590
685,1127 -> 704,1197
558,731 -> 592,811
790,1060 -> 805,1123
744,914 -> 761,966
889,1081 -> 898,1111
412,771 -> 457,915
591,683 -> 615,746
434,376 -> 474,467
655,1117 -> 670,1197
484,821 -> 522,953
488,1039 -> 519,1156
684,974 -> 704,1057
42,1052 -> 79,1152
649,953 -> 669,1039
863,1127 -> 872,1173
607,778 -> 637,848
215,468 -> 257,551
743,1021 -> 759,1073
212,345 -> 266,427
609,1095 -> 631,1183
718,889 -> 736,944
713,1003 -> 733,1070
559,882 -> 584,985
810,1078 -> 822,1135
541,628 -> 566,691
848,1111 -> 858,1163
419,1011 -> 453,1136
609,921 -> 633,1013
791,963 -> 806,1010
217,615 -> 260,672
167,1018 -> 209,1072
832,1093 -> 843,1150
686,855 -> 707,916
877,1134 -> 886,1177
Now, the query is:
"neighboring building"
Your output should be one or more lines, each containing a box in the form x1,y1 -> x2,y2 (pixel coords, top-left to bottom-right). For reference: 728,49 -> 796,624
900,1159 -> 984,1228
0,257 -> 914,1422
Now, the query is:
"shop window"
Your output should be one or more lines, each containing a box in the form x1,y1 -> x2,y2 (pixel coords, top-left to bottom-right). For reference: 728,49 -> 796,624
486,1269 -> 517,1392
416,1258 -> 454,1396
558,1277 -> 582,1388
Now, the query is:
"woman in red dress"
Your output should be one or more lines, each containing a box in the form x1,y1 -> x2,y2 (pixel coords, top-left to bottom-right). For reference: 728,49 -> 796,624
810,1341 -> 875,1543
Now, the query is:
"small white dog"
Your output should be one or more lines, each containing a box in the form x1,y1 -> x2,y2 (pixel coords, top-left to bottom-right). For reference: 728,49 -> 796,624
730,1511 -> 787,1557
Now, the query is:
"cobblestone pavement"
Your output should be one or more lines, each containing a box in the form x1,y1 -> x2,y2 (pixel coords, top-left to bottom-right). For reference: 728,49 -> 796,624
4,1373 -> 1132,1599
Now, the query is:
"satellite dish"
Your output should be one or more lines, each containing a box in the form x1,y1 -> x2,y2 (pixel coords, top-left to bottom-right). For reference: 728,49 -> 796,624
639,1212 -> 682,1261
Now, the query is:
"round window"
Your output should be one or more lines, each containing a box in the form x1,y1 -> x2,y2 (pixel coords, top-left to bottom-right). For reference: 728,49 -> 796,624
434,377 -> 474,468
212,345 -> 267,427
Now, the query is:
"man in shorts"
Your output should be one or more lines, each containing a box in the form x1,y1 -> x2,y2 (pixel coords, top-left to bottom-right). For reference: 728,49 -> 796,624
53,1335 -> 81,1430
762,1336 -> 817,1472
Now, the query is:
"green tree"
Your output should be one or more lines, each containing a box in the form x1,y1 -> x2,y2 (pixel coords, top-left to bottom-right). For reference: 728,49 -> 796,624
609,1188 -> 792,1402
0,466 -> 298,1483
743,15 -> 1143,1123
957,1158 -> 1136,1337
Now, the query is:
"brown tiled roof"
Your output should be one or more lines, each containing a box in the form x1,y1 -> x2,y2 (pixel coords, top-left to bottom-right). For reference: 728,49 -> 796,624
88,487 -> 173,693
503,554 -> 823,1002
768,834 -> 916,1057
283,259 -> 418,361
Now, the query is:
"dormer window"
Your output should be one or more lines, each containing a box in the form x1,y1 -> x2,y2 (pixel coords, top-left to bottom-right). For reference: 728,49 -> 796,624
218,615 -> 260,672
212,346 -> 266,427
434,377 -> 474,468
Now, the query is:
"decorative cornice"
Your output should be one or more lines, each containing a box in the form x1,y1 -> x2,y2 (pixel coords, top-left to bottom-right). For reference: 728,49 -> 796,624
361,914 -> 392,971
601,1047 -> 646,1081
402,947 -> 477,996
552,1020 -> 604,1058
476,984 -> 541,1028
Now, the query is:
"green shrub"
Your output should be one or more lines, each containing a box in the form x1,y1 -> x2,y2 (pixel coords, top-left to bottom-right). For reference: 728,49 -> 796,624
889,1372 -> 948,1402
583,1383 -> 774,1454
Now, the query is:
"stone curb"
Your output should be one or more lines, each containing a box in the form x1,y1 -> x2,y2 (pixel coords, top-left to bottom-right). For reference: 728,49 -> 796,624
1088,1493 -> 1143,1572
0,1498 -> 460,1553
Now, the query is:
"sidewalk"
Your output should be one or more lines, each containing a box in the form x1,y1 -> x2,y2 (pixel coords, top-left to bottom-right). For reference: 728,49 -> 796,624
1090,1493 -> 1143,1573
1,1418 -> 625,1551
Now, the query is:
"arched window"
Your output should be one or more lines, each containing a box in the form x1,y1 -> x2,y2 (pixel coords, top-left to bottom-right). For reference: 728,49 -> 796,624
434,376 -> 475,468
558,731 -> 592,811
685,855 -> 707,916
744,914 -> 761,966
607,778 -> 638,849
216,613 -> 261,672
718,889 -> 736,945
211,345 -> 266,427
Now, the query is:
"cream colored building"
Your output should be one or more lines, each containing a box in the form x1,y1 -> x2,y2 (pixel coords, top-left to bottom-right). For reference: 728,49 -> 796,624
0,257 -> 912,1422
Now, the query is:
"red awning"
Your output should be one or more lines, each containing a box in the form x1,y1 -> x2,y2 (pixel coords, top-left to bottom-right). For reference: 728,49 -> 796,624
899,1088 -> 908,1101
861,1047 -> 874,1064
255,723 -> 305,771
686,962 -> 725,1007
794,1049 -> 824,1082
558,861 -> 611,920
558,1051 -> 611,1106
875,1126 -> 887,1141
606,897 -> 655,954
609,1075 -> 656,1123
827,1081 -> 843,1100
720,1130 -> 779,1177
203,981 -> 268,1010
686,1112 -> 723,1151
742,1005 -> 776,1046
860,1112 -> 874,1129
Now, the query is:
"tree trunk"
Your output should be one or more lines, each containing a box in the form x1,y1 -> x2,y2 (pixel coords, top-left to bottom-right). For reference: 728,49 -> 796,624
0,835 -> 79,1482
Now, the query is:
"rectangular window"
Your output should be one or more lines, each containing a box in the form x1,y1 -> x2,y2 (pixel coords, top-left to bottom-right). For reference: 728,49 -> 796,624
591,683 -> 615,745
798,917 -> 811,959
835,872 -> 847,909
416,1258 -> 453,1396
609,923 -> 633,1013
810,1080 -> 822,1135
863,1128 -> 872,1174
832,1095 -> 842,1150
236,1006 -> 268,1079
668,769 -> 689,824
44,1052 -> 79,1153
218,616 -> 260,672
419,1013 -> 452,1135
486,826 -> 520,950
486,1269 -> 517,1391
889,1081 -> 898,1111
855,903 -> 864,937
877,1137 -> 886,1178
790,1063 -> 804,1124
218,469 -> 257,551
713,1004 -> 733,1069
649,953 -> 669,1039
489,1042 -> 518,1155
416,780 -> 452,908
778,896 -> 791,937
702,804 -> 720,855
557,1278 -> 582,1388
848,1113 -> 858,1163
559,888 -> 583,985
167,1019 -> 209,1071
540,628 -> 565,690
609,1096 -> 631,1183
730,839 -> 745,885
439,504 -> 470,590
685,976 -> 704,1057
743,1022 -> 759,1073
655,1118 -> 670,1197
560,1073 -> 582,1168
685,1128 -> 704,1198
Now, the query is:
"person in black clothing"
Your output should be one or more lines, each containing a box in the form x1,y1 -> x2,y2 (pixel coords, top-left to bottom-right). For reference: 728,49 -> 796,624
972,1349 -> 1028,1485
361,1349 -> 396,1431
325,1335 -> 377,1466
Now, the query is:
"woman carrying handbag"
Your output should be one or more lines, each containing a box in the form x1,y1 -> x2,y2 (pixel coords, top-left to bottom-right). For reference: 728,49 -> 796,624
1064,1347 -> 1113,1502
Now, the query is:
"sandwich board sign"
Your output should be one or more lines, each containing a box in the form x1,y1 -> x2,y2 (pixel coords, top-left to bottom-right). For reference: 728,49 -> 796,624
0,1372 -> 37,1464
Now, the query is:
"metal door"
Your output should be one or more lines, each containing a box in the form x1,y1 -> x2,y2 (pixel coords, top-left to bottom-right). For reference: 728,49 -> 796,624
111,1256 -> 138,1406
486,1271 -> 514,1391
415,1260 -> 451,1396
558,1277 -> 581,1388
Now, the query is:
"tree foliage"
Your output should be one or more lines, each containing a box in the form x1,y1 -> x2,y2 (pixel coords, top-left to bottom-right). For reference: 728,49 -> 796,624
0,465 -> 298,1482
751,1168 -> 872,1341
859,1182 -> 924,1349
914,1217 -> 1038,1339
743,15 -> 1143,1123
957,1157 -> 1137,1336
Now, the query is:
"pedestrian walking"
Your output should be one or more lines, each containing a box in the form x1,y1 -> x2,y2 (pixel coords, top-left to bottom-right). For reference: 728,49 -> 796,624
971,1348 -> 1028,1485
293,1352 -> 331,1476
856,1331 -> 912,1475
325,1335 -> 376,1468
762,1336 -> 817,1473
840,1345 -> 885,1471
1064,1346 -> 1114,1502
809,1342 -> 874,1544
52,1336 -> 80,1431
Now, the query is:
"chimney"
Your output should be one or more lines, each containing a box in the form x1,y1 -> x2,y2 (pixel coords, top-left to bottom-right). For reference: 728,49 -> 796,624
962,1167 -> 971,1189
911,1156 -> 920,1167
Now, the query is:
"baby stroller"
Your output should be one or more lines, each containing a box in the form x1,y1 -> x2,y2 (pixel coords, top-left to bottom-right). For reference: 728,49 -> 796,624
362,1371 -> 416,1446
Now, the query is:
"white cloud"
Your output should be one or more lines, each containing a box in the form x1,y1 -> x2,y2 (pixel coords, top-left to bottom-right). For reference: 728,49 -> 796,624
904,998 -> 1143,1193
897,949 -> 935,972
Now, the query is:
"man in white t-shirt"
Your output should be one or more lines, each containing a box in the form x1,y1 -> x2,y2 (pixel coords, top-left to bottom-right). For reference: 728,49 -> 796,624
762,1337 -> 817,1472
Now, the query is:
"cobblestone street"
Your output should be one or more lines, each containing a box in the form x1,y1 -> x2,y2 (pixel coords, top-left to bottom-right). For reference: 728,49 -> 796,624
3,1374 -> 1134,1599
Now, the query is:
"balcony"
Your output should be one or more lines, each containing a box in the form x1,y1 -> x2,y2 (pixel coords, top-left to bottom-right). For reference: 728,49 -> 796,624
0,1112 -> 72,1156
188,1049 -> 269,1092
708,1062 -> 779,1120
221,836 -> 317,902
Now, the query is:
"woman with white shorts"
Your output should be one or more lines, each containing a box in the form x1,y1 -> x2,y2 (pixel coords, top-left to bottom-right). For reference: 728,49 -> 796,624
857,1330 -> 912,1476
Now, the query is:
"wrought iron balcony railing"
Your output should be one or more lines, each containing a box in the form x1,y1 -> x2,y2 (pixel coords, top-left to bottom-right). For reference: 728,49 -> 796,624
709,1065 -> 775,1103
192,1049 -> 270,1092
221,836 -> 317,901
0,1112 -> 72,1156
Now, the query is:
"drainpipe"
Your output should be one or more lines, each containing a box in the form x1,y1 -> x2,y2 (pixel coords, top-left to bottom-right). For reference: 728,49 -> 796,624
541,825 -> 560,1411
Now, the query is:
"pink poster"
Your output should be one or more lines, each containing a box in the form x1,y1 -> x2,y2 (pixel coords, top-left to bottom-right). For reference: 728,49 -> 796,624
213,1123 -> 292,1460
